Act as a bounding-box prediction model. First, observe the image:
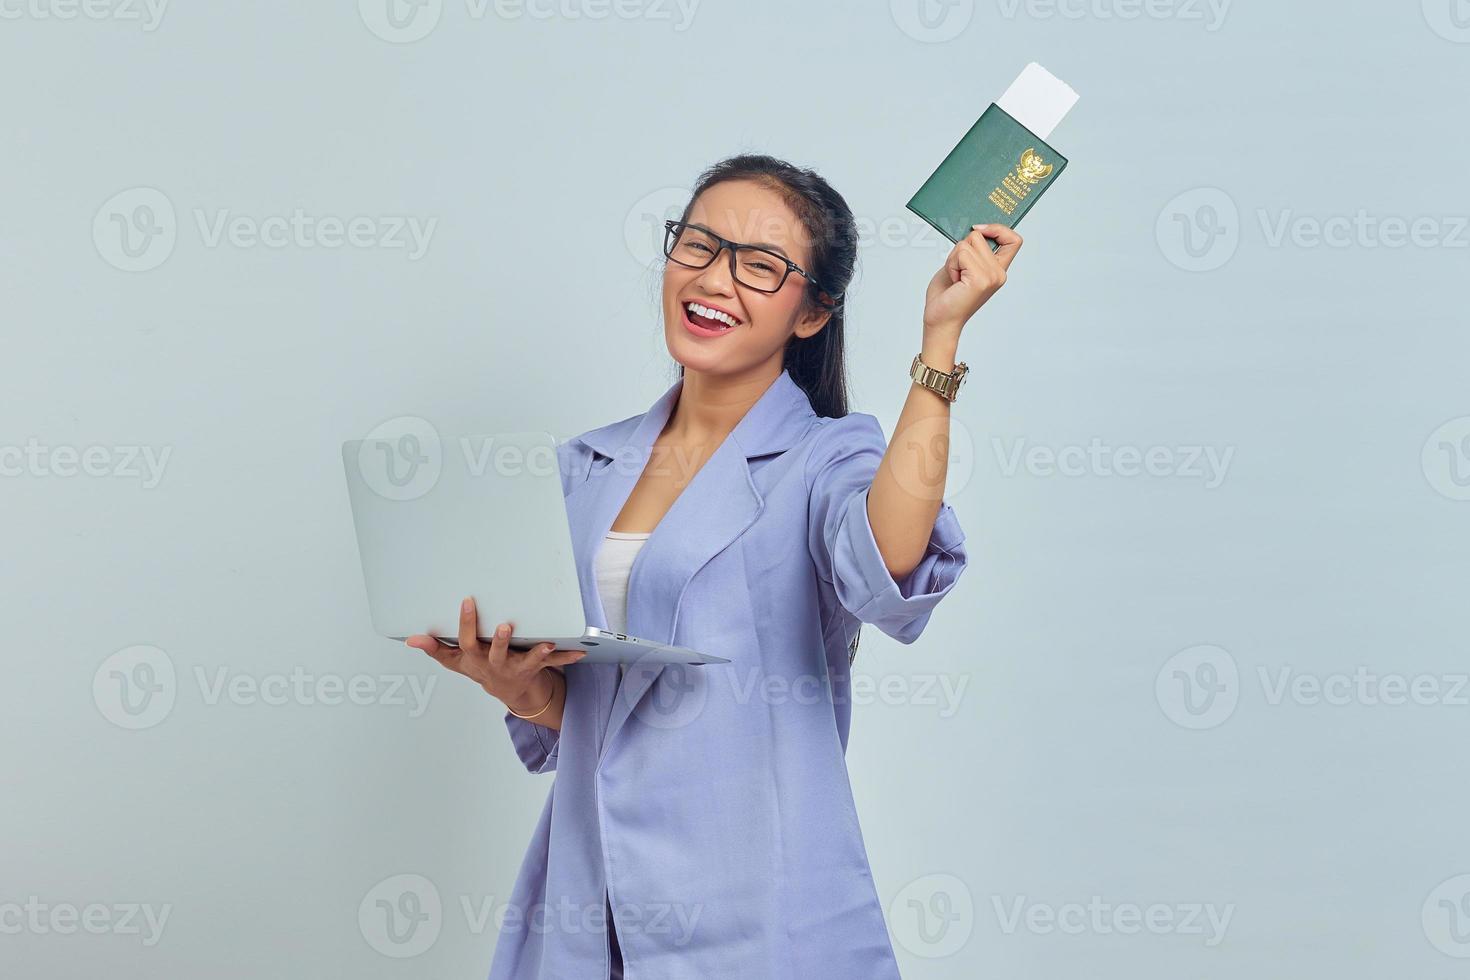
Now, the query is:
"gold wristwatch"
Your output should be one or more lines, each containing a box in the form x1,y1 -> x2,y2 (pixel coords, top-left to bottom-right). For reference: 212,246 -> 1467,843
909,353 -> 969,402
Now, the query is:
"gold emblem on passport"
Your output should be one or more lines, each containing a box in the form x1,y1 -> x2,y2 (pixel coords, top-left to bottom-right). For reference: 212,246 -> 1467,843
1015,148 -> 1054,184
987,147 -> 1054,216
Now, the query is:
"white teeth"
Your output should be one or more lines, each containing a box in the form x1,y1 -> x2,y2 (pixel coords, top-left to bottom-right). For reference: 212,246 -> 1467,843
686,301 -> 737,328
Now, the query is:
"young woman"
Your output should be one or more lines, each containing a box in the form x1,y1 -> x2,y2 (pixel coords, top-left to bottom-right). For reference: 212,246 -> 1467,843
407,154 -> 1022,978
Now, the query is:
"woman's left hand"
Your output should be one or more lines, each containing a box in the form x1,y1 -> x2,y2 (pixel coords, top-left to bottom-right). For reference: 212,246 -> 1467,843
922,223 -> 1023,337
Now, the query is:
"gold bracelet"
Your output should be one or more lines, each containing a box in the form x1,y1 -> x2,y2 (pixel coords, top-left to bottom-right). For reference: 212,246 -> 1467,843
507,671 -> 558,720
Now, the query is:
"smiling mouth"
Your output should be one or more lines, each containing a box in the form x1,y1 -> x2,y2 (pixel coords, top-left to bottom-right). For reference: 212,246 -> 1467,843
683,300 -> 741,331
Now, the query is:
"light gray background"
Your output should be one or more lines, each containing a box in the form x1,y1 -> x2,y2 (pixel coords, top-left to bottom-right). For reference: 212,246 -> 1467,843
4,1 -> 1468,976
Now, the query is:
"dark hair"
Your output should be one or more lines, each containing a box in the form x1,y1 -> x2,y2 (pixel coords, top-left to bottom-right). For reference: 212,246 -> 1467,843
669,153 -> 866,664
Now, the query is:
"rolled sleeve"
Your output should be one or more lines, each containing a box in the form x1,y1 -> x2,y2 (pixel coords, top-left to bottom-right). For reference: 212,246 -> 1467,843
807,413 -> 969,644
504,711 -> 559,774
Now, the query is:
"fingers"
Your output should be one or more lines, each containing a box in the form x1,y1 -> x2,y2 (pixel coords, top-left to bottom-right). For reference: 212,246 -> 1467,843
515,641 -> 588,670
485,620 -> 515,669
522,643 -> 589,669
971,223 -> 1023,270
458,597 -> 485,654
406,634 -> 463,672
446,599 -> 589,677
945,240 -> 972,283
956,226 -> 1010,288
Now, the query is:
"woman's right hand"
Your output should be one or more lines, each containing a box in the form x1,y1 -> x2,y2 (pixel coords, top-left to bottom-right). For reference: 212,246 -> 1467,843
405,596 -> 587,710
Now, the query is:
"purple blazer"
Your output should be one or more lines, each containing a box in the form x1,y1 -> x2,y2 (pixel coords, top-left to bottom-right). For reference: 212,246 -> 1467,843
490,367 -> 968,979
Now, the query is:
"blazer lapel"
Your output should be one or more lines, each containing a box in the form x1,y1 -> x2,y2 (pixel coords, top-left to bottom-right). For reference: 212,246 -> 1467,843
562,368 -> 818,762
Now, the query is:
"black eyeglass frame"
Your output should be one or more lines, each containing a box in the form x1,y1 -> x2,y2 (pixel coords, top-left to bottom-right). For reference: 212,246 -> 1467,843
662,219 -> 837,308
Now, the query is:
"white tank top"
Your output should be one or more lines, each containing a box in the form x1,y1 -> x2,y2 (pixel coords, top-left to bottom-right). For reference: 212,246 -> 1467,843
595,530 -> 651,679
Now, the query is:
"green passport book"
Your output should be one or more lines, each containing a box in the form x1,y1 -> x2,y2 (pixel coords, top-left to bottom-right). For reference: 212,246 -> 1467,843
906,63 -> 1078,245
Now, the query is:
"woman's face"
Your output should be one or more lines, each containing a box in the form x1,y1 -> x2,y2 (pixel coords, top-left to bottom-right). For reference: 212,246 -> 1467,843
661,179 -> 831,377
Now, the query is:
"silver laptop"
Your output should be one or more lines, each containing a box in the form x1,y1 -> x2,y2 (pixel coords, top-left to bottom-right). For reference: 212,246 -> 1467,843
340,429 -> 728,666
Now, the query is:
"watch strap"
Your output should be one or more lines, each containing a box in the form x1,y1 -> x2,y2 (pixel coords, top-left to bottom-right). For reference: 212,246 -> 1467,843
910,353 -> 969,402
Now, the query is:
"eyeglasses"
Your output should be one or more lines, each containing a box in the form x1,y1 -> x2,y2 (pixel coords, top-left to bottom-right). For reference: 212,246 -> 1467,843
663,219 -> 834,305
